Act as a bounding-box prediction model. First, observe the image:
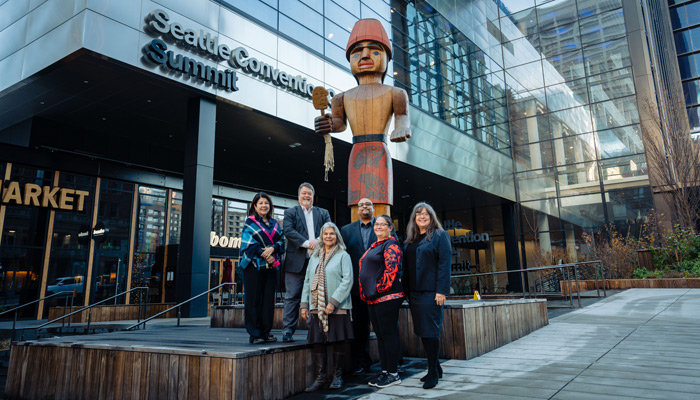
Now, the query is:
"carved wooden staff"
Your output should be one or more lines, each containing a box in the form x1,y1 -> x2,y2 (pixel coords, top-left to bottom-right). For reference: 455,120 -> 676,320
312,86 -> 334,181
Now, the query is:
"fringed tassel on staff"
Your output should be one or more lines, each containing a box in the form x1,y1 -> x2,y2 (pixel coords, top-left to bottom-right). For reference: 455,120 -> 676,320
323,133 -> 334,182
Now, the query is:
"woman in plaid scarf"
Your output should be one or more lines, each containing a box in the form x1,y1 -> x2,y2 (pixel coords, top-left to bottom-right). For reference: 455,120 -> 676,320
239,192 -> 285,345
300,222 -> 354,391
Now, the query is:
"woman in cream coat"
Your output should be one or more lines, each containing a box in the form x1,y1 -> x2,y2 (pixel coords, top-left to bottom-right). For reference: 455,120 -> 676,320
300,222 -> 354,391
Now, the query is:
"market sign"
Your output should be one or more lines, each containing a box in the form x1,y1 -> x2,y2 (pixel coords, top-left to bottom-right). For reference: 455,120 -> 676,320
0,181 -> 89,212
144,9 -> 334,99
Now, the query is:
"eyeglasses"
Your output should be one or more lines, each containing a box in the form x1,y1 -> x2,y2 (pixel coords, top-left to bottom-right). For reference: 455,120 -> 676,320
358,202 -> 373,207
416,212 -> 430,217
374,223 -> 389,227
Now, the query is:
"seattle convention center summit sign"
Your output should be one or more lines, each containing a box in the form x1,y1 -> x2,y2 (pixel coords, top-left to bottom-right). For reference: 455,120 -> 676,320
144,9 -> 333,99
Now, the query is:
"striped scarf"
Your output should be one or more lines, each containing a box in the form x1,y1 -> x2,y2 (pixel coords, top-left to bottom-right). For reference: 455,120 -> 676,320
311,245 -> 338,333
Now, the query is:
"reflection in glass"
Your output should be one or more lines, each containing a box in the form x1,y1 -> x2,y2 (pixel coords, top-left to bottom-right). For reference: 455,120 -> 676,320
588,67 -> 636,103
517,168 -> 558,201
499,0 -> 535,16
577,0 -> 622,19
46,173 -> 95,312
546,78 -> 589,112
584,37 -> 631,76
559,193 -> 605,228
599,154 -> 649,185
579,8 -> 625,46
0,165 -> 53,318
556,161 -> 600,197
545,50 -> 585,84
595,125 -> 644,159
168,191 -> 182,245
591,95 -> 640,130
553,133 -> 597,166
92,180 -> 134,303
537,1 -> 578,29
605,186 -> 653,225
503,7 -> 539,37
514,141 -> 555,171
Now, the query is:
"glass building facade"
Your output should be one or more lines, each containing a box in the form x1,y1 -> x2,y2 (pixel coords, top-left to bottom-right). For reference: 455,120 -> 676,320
0,0 -> 677,313
221,0 -> 654,271
669,0 -> 700,133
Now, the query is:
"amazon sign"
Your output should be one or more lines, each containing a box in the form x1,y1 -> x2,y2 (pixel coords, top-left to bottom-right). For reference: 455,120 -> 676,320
0,180 -> 90,212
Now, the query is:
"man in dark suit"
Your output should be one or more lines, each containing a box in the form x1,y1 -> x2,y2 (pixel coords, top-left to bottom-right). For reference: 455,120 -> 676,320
282,182 -> 331,342
340,198 -> 376,372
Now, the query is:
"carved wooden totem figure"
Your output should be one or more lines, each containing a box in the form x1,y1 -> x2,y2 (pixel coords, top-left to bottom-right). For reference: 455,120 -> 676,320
314,19 -> 411,220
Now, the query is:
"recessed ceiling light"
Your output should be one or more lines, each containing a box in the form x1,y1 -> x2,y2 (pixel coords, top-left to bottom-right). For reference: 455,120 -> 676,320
40,101 -> 45,105
83,80 -> 89,84
102,117 -> 107,121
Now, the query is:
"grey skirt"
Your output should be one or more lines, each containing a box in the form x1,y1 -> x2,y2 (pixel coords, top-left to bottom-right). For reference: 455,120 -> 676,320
408,291 -> 443,338
307,313 -> 355,344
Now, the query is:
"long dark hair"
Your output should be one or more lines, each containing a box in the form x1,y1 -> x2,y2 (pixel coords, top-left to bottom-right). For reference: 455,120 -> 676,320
405,202 -> 443,244
248,192 -> 275,220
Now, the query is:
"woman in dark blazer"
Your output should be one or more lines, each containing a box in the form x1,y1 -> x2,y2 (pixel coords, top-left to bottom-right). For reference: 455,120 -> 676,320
403,202 -> 451,389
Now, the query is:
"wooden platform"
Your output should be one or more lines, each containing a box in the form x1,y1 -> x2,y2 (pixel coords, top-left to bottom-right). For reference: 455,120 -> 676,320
212,298 -> 548,360
6,326 -> 322,400
6,299 -> 547,399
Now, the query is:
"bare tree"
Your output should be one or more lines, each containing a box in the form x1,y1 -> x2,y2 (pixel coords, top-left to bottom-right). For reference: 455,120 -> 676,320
641,93 -> 700,231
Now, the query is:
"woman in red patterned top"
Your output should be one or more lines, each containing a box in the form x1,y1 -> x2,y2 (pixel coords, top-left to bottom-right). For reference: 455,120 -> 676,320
358,214 -> 404,389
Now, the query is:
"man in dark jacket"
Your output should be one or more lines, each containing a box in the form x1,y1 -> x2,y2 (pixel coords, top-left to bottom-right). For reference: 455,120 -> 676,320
340,198 -> 376,373
282,182 -> 331,342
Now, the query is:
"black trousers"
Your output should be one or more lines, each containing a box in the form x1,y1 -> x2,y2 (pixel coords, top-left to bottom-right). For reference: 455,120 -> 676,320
350,293 -> 372,367
367,298 -> 402,373
243,267 -> 277,339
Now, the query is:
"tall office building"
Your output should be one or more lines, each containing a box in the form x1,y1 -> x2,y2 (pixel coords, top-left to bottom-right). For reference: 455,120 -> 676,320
668,0 -> 700,135
0,0 -> 680,318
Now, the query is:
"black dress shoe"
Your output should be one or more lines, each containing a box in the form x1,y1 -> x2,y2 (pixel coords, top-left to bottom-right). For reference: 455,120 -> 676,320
282,333 -> 294,342
264,335 -> 278,343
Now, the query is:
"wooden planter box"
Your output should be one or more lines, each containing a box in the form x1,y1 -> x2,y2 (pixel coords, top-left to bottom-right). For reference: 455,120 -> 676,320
561,278 -> 700,295
212,299 -> 548,360
47,303 -> 177,323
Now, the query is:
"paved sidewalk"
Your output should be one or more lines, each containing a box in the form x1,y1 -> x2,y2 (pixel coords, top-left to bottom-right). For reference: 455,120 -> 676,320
361,289 -> 700,399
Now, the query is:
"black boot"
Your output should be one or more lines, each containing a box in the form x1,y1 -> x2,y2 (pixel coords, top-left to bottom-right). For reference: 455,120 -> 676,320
305,352 -> 328,392
329,352 -> 344,389
420,339 -> 443,382
421,338 -> 440,389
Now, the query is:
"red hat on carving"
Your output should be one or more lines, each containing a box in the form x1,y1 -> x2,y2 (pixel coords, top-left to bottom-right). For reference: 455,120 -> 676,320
346,19 -> 392,61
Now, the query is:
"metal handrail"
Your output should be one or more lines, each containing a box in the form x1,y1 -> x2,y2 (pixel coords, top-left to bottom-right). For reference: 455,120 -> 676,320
0,291 -> 74,341
451,260 -> 606,308
126,282 -> 236,331
36,286 -> 149,331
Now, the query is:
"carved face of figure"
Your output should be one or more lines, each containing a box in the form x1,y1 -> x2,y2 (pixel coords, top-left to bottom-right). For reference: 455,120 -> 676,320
349,40 -> 388,77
